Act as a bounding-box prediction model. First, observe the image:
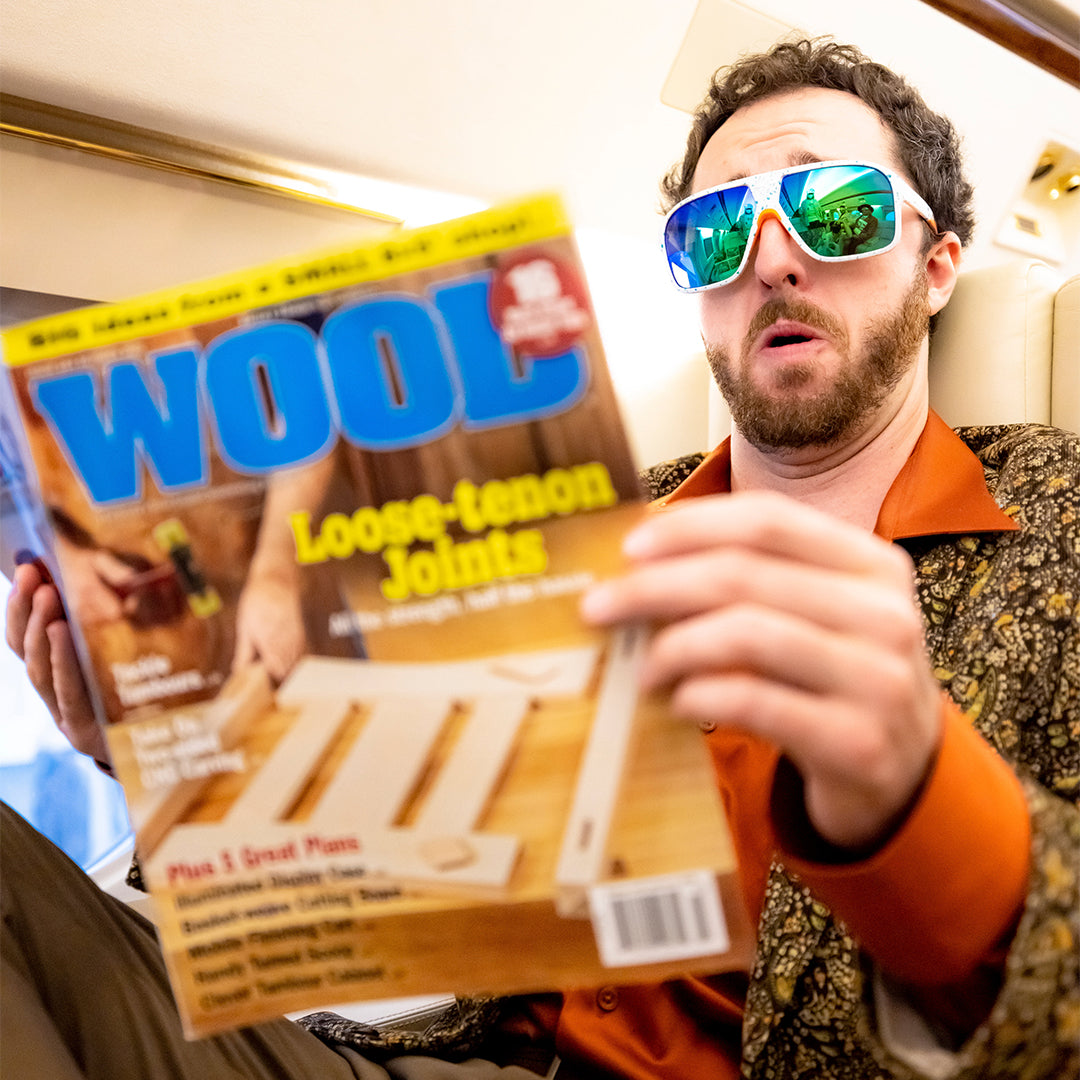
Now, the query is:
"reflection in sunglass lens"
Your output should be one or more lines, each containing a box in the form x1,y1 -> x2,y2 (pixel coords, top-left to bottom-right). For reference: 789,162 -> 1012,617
664,184 -> 755,289
779,164 -> 897,259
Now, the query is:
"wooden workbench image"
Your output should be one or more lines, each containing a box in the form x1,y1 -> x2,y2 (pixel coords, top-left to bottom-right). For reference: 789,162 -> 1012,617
106,515 -> 746,1036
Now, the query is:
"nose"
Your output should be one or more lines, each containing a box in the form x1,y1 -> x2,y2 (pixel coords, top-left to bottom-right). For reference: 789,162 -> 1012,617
747,210 -> 805,290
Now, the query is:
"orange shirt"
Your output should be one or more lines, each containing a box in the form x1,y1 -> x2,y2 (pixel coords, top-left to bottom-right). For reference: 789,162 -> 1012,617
552,412 -> 1030,1080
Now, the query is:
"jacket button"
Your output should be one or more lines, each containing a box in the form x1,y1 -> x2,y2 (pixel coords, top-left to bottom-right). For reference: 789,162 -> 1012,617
596,986 -> 619,1011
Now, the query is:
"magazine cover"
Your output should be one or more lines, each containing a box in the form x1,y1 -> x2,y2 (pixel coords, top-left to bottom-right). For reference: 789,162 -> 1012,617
2,194 -> 747,1037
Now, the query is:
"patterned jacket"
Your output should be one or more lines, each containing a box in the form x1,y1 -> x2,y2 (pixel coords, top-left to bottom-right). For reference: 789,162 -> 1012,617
641,424 -> 1079,1080
302,424 -> 1079,1079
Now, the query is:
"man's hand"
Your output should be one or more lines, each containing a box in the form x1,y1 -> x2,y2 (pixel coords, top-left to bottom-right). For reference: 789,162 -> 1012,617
5,561 -> 111,765
231,566 -> 306,684
580,491 -> 943,852
228,454 -> 336,684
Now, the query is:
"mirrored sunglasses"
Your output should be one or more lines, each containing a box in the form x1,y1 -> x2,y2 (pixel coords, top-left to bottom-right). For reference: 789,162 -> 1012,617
662,160 -> 937,292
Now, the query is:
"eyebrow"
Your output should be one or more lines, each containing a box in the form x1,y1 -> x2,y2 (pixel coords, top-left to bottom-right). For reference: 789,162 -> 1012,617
725,150 -> 825,183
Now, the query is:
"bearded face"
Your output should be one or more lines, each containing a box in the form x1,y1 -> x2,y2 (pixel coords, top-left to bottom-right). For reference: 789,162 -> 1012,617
706,267 -> 930,451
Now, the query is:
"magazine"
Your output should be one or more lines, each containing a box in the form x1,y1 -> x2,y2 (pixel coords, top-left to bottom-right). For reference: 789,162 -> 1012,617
2,194 -> 747,1037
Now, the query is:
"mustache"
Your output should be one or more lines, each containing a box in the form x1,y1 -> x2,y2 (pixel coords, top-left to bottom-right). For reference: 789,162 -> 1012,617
743,297 -> 847,352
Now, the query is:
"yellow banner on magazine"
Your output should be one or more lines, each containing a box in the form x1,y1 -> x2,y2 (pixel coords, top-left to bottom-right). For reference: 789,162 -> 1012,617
1,193 -> 572,366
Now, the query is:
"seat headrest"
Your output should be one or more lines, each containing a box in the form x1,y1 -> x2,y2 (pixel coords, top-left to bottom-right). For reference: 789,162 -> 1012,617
929,260 -> 1061,427
1052,274 -> 1079,434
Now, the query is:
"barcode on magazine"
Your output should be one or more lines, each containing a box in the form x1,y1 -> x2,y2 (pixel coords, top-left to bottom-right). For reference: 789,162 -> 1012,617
588,870 -> 729,968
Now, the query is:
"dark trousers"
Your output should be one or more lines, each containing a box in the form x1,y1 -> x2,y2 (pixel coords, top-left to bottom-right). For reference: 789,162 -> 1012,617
0,802 -> 545,1080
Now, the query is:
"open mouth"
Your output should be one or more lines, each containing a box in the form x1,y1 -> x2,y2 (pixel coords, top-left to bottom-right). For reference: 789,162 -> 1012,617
768,333 -> 814,347
752,317 -> 830,356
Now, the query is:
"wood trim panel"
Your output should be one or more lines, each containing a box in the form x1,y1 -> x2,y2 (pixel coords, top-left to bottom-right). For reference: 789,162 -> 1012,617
917,0 -> 1079,87
0,93 -> 402,221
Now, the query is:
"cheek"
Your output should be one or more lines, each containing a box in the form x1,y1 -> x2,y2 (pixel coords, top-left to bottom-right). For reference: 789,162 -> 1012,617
698,293 -> 738,346
831,262 -> 909,331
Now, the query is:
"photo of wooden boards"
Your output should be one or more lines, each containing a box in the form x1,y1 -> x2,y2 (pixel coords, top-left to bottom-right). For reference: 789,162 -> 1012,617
107,633 -> 744,1036
121,628 -> 727,900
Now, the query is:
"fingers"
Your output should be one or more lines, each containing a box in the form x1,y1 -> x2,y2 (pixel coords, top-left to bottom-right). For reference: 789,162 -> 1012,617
232,577 -> 306,683
582,544 -> 922,651
639,602 -> 903,698
643,599 -> 937,774
231,627 -> 257,674
232,627 -> 301,684
7,571 -> 108,762
89,549 -> 140,589
63,548 -> 127,624
623,491 -> 914,585
5,562 -> 48,659
664,647 -> 940,851
248,613 -> 305,683
20,583 -> 66,719
581,491 -> 925,697
672,671 -> 926,846
45,620 -> 109,762
651,605 -> 934,754
669,670 -> 870,769
233,630 -> 301,682
259,630 -> 304,684
578,490 -> 942,850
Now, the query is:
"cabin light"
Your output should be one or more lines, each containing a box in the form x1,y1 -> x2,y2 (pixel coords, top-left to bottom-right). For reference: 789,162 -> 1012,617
1031,153 -> 1056,181
1049,172 -> 1080,201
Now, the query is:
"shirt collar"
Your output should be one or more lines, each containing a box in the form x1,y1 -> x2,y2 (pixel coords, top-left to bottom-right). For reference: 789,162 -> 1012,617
654,409 -> 1018,540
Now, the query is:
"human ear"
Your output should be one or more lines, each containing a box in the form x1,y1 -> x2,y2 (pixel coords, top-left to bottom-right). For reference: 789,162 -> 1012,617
924,231 -> 962,316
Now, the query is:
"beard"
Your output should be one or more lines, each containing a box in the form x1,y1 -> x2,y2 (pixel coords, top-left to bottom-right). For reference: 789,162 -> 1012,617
706,268 -> 930,451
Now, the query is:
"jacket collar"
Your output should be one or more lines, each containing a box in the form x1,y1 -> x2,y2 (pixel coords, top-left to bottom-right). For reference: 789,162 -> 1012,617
654,410 -> 1018,540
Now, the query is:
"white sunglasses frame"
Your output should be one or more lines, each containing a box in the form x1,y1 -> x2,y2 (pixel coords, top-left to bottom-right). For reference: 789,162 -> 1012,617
662,159 -> 938,293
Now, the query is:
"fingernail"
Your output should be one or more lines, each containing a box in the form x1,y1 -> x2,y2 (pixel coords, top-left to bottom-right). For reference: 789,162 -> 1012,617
622,524 -> 655,559
15,551 -> 54,583
579,584 -> 615,623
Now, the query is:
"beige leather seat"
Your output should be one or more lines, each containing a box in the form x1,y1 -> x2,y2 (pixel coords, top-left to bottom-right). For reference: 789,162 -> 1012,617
930,259 -> 1077,434
1053,272 -> 1079,434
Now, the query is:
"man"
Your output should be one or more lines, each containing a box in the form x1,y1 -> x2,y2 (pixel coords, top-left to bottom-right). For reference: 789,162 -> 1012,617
800,188 -> 826,249
842,201 -> 880,255
566,38 -> 1076,1079
4,37 -> 1078,1080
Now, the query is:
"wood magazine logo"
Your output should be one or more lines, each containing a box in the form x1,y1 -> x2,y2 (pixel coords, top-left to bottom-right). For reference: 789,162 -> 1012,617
24,262 -> 593,508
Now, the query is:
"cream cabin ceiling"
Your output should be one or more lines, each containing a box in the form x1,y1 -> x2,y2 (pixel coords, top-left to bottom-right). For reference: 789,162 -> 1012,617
2,1 -> 1078,253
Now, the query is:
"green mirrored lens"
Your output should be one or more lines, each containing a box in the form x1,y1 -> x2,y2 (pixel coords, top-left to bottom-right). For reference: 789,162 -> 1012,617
665,185 -> 755,288
779,165 -> 897,258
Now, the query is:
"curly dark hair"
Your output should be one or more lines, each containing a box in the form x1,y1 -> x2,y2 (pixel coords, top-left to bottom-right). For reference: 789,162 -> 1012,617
660,38 -> 975,247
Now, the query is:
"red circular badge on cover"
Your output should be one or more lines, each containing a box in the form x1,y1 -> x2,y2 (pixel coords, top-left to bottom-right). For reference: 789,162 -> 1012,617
488,250 -> 593,358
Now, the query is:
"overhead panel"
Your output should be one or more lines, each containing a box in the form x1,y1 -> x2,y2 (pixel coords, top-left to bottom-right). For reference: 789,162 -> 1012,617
661,0 -> 801,113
